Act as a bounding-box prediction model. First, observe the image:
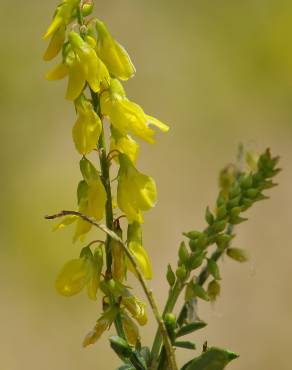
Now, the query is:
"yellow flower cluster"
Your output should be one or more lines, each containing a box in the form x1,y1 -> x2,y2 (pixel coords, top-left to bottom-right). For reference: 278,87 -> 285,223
43,0 -> 168,344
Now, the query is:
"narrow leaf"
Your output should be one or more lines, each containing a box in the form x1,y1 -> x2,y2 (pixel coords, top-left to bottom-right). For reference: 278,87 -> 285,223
175,341 -> 196,350
176,321 -> 207,338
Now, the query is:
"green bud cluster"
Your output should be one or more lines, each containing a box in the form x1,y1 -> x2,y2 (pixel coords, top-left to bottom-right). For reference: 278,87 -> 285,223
164,147 -> 281,343
180,149 -> 280,289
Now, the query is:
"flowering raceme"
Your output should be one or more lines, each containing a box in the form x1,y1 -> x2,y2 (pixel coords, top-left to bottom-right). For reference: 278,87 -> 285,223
43,0 -> 169,350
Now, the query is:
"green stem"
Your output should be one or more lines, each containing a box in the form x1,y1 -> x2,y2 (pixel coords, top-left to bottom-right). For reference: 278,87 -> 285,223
150,281 -> 184,369
90,90 -> 126,341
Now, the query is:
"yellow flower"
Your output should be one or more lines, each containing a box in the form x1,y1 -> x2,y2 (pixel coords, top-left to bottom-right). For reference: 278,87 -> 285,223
110,127 -> 139,164
55,246 -> 103,300
67,31 -> 110,99
55,257 -> 93,297
121,312 -> 139,346
111,238 -> 127,282
43,0 -> 79,40
73,158 -> 106,241
95,19 -> 136,80
127,222 -> 152,280
43,25 -> 66,61
73,96 -> 102,155
122,295 -> 148,326
54,159 -> 106,242
46,32 -> 110,101
83,306 -> 118,347
117,154 -> 157,223
83,318 -> 108,347
87,246 -> 104,300
100,79 -> 169,144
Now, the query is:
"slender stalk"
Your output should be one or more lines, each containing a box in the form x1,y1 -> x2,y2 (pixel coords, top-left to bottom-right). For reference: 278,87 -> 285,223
45,209 -> 178,370
150,281 -> 184,369
89,90 -> 126,340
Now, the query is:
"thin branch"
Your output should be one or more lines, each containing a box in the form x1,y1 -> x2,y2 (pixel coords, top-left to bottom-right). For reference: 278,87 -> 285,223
45,210 -> 178,370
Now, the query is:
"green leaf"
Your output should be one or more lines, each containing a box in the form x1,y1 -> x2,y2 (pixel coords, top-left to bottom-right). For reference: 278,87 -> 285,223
185,347 -> 239,370
117,366 -> 135,370
175,341 -> 196,350
176,321 -> 207,338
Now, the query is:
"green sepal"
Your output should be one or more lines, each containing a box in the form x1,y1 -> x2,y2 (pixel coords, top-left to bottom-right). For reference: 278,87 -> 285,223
186,282 -> 210,302
207,259 -> 221,280
80,245 -> 93,259
176,265 -> 188,280
227,248 -> 249,262
179,241 -> 190,264
77,180 -> 88,204
211,220 -> 227,233
216,205 -> 227,220
176,321 -> 207,338
205,207 -> 214,225
188,252 -> 205,270
174,341 -> 196,350
216,234 -> 233,250
110,336 -> 132,358
183,231 -> 202,240
184,347 -> 239,370
166,264 -> 176,287
208,279 -> 221,301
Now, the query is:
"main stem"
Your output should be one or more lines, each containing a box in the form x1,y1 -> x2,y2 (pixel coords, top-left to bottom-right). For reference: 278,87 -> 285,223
91,90 -> 126,340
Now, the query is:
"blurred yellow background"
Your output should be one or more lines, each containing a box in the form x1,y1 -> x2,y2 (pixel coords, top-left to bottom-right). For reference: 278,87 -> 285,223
1,0 -> 292,369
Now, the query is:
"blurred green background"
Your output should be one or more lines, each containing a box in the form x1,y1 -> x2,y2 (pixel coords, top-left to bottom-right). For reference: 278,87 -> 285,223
1,0 -> 292,369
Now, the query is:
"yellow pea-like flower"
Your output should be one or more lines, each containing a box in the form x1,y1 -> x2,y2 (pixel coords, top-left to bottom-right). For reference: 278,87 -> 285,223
127,222 -> 152,280
95,19 -> 136,81
67,31 -> 110,100
83,306 -> 118,347
46,62 -> 69,80
117,154 -> 157,223
73,96 -> 102,155
100,79 -> 169,143
43,25 -> 66,61
122,295 -> 148,326
110,127 -> 139,164
111,239 -> 127,282
87,247 -> 104,300
43,0 -> 79,40
73,159 -> 107,242
55,257 -> 93,296
121,312 -> 139,346
83,318 -> 108,347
